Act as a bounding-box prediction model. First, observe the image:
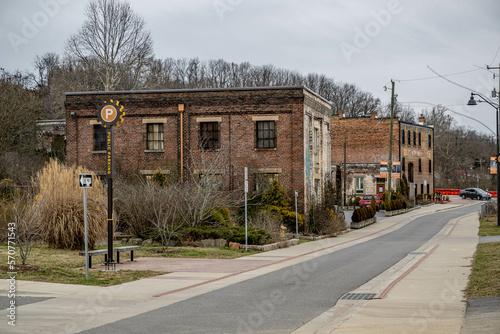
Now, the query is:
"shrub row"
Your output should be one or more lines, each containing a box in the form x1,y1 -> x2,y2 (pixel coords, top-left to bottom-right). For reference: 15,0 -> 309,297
351,206 -> 376,223
178,226 -> 271,245
382,199 -> 407,211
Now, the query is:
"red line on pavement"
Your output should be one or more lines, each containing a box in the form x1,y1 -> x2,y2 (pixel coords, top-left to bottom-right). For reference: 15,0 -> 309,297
446,216 -> 464,237
378,244 -> 439,299
154,221 -> 401,298
377,214 -> 470,299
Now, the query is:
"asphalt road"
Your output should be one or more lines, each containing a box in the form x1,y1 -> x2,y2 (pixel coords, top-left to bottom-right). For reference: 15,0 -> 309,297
81,205 -> 478,334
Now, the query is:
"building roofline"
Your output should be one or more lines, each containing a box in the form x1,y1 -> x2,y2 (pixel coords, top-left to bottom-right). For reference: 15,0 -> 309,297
65,85 -> 332,105
399,121 -> 434,130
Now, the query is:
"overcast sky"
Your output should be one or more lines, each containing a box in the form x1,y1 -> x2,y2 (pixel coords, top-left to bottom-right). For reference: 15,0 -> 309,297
1,0 -> 500,134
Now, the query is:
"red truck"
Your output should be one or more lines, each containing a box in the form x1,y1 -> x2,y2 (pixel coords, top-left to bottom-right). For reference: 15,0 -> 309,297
359,194 -> 381,208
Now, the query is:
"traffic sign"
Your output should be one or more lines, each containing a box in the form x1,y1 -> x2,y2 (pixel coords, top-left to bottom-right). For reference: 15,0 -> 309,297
79,174 -> 93,188
244,167 -> 248,193
96,100 -> 125,128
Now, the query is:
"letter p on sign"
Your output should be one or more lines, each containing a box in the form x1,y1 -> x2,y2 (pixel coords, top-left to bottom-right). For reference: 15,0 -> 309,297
101,105 -> 117,122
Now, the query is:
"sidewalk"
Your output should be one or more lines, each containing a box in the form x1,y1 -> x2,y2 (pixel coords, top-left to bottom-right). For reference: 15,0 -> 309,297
0,202 -> 484,333
293,209 -> 480,334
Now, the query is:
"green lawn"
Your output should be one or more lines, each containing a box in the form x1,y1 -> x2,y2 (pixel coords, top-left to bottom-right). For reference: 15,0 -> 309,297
467,214 -> 500,297
478,215 -> 500,236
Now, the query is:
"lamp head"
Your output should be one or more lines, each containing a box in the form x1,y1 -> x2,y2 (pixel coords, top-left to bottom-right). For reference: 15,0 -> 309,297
467,93 -> 477,106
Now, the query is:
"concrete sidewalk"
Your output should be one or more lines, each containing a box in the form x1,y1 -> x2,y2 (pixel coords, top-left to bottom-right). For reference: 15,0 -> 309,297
293,210 -> 480,334
0,202 -> 483,333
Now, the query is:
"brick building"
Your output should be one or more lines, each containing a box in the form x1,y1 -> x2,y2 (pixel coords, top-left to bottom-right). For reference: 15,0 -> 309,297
65,86 -> 332,214
330,112 -> 434,202
400,118 -> 434,199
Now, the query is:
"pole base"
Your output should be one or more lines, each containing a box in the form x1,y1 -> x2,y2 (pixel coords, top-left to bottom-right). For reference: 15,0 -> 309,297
104,260 -> 117,271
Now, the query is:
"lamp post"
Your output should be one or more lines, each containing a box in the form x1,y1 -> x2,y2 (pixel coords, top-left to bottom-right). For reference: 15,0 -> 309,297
468,92 -> 500,226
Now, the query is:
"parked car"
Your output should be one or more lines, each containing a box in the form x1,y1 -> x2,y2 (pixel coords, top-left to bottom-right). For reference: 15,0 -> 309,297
359,194 -> 381,208
459,188 -> 492,200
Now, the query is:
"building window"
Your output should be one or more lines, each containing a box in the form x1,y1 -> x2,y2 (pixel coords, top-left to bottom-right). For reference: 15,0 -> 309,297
418,132 -> 421,146
147,124 -> 164,150
200,122 -> 220,150
255,173 -> 278,191
408,163 -> 414,182
418,159 -> 422,172
407,130 -> 411,146
401,129 -> 405,145
355,177 -> 364,194
428,134 -> 432,148
413,131 -> 416,146
429,159 -> 432,173
421,184 -> 424,195
256,121 -> 276,149
427,184 -> 430,195
314,128 -> 319,154
402,157 -> 405,172
93,125 -> 106,151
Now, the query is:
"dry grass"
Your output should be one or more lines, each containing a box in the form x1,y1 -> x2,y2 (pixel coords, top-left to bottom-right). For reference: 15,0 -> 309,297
0,244 -> 259,285
0,244 -> 163,286
36,159 -> 108,250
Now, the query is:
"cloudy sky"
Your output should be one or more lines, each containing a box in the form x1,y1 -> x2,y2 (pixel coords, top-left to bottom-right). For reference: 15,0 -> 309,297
1,0 -> 500,134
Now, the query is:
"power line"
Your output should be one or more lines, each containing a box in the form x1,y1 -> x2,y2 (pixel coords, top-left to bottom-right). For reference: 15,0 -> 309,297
394,68 -> 482,83
490,44 -> 500,66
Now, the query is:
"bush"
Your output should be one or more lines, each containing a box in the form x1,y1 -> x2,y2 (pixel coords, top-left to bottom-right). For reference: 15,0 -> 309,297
244,179 -> 304,230
180,225 -> 271,245
248,211 -> 282,242
115,181 -> 156,237
203,206 -> 232,227
35,159 -> 107,250
308,204 -> 316,233
351,208 -> 361,222
351,206 -> 375,222
315,207 -> 345,235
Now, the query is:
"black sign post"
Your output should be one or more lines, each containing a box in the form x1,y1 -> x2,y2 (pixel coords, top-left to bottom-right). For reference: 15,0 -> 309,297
97,100 -> 125,271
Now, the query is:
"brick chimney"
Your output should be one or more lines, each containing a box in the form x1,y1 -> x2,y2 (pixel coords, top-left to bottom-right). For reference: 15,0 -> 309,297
370,111 -> 378,119
418,115 -> 425,125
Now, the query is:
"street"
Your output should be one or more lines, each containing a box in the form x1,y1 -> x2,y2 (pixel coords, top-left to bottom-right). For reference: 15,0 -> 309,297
78,204 -> 479,334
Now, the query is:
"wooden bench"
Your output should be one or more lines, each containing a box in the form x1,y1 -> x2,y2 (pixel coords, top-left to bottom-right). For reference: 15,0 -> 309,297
79,246 -> 141,268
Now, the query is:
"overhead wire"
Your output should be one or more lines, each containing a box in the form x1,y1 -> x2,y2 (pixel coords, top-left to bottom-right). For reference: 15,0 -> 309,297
393,68 -> 482,83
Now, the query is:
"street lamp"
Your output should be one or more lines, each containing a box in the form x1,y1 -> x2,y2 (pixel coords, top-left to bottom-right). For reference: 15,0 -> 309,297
467,92 -> 500,226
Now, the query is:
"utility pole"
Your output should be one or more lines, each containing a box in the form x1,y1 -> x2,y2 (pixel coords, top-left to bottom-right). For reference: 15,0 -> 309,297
387,80 -> 396,200
343,137 -> 347,207
487,63 -> 500,226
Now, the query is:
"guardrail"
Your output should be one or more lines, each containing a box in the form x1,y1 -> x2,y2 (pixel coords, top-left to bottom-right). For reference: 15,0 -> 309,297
434,188 -> 497,198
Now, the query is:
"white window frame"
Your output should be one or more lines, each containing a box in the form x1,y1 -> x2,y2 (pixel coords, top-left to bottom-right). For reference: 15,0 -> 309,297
355,177 -> 364,194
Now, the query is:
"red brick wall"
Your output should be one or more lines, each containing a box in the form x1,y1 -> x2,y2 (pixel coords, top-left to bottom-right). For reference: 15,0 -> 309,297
330,114 -> 400,164
400,122 -> 434,197
65,87 -> 331,210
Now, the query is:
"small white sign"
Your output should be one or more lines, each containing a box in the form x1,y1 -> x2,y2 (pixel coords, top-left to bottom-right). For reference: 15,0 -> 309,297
424,180 -> 427,186
79,174 -> 93,188
244,167 -> 248,193
295,190 -> 298,197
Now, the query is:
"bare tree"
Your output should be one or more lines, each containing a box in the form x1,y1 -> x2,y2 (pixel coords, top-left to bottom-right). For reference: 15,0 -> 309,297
65,0 -> 154,91
148,183 -> 183,249
6,190 -> 47,265
181,143 -> 237,227
0,70 -> 41,155
379,102 -> 416,122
